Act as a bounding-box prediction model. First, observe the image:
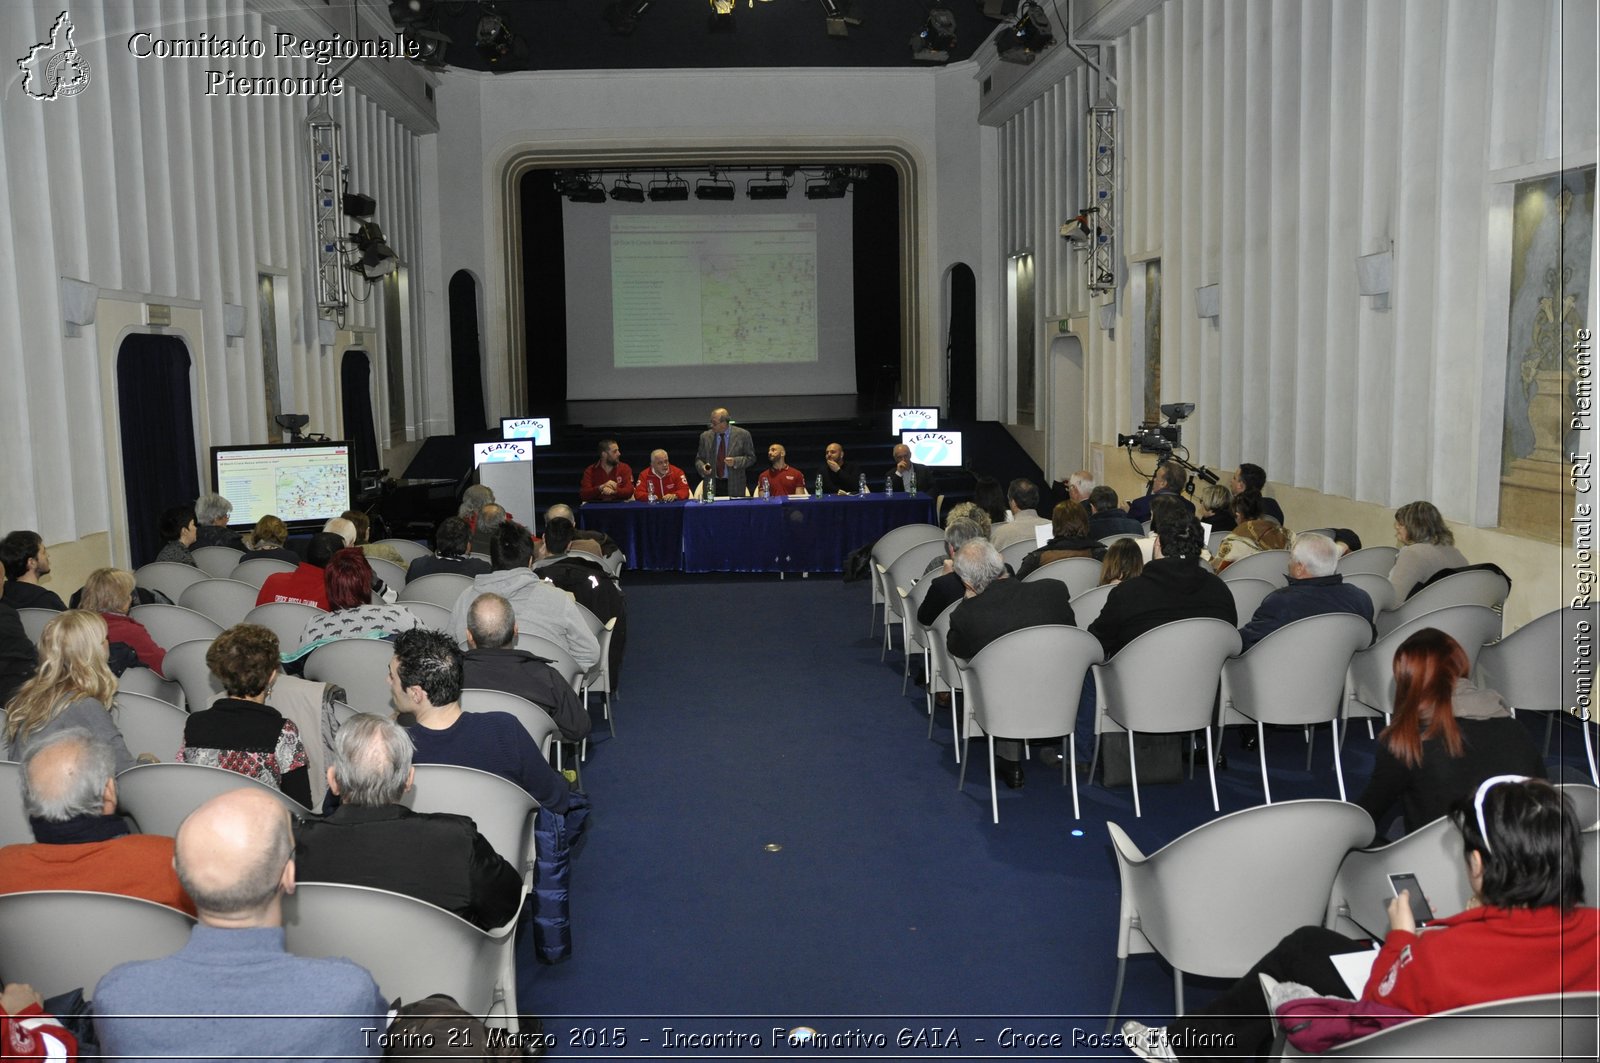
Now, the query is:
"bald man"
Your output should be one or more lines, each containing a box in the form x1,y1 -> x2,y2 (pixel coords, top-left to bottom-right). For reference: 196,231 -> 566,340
818,442 -> 862,495
756,443 -> 807,497
94,789 -> 386,1060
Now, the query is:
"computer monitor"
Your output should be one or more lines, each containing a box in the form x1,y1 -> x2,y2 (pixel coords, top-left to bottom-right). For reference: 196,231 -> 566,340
500,417 -> 552,445
900,430 -> 963,467
891,407 -> 939,433
210,442 -> 354,530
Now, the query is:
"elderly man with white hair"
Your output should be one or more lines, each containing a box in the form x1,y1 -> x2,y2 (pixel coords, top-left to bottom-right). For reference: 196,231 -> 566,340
1236,533 -> 1375,652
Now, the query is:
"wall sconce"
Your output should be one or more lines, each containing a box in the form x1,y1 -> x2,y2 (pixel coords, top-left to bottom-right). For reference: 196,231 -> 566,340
1357,248 -> 1392,311
61,277 -> 98,337
223,303 -> 247,343
1194,283 -> 1220,321
1097,301 -> 1117,332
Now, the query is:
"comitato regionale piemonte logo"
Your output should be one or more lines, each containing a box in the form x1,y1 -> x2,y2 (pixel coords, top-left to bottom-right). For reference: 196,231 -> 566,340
18,11 -> 92,101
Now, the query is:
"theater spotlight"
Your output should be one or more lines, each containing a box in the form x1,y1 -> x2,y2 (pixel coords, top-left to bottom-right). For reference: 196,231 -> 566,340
475,2 -> 515,65
911,6 -> 957,62
347,221 -> 398,279
647,175 -> 691,201
819,0 -> 862,37
696,173 -> 737,200
555,172 -> 607,203
604,0 -> 652,36
747,175 -> 791,200
804,169 -> 852,199
996,1 -> 1054,64
609,177 -> 646,203
342,192 -> 377,218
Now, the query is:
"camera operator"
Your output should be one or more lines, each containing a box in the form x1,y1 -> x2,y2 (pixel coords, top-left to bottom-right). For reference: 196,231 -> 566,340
1127,463 -> 1196,526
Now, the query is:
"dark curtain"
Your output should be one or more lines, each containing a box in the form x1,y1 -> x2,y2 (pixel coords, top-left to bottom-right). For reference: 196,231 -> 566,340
449,271 -> 488,433
340,350 -> 381,475
522,172 -> 567,413
852,164 -> 901,404
947,263 -> 977,420
117,334 -> 200,567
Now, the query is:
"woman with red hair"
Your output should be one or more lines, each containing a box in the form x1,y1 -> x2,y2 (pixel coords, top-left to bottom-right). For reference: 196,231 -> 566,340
1355,627 -> 1544,841
294,548 -> 420,650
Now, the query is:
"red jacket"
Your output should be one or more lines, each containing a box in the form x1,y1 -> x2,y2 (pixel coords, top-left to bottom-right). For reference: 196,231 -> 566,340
102,612 -> 166,677
579,460 -> 634,502
2,1002 -> 76,1061
634,464 -> 690,501
0,834 -> 196,916
255,562 -> 331,611
1363,904 -> 1599,1014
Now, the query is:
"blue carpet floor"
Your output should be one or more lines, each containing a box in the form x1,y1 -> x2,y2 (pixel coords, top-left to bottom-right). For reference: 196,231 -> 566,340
517,576 -> 1594,1059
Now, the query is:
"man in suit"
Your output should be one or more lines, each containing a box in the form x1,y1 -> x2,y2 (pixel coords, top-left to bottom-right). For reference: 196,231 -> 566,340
695,407 -> 755,499
990,478 -> 1052,550
946,539 -> 1075,788
888,443 -> 933,495
293,713 -> 524,931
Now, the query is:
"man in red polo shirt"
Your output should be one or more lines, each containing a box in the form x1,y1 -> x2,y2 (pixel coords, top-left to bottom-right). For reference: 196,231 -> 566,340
579,439 -> 634,502
756,444 -> 807,497
254,532 -> 342,610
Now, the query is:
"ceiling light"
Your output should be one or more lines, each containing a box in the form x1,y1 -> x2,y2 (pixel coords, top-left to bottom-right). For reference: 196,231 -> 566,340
911,7 -> 957,63
696,175 -> 737,200
708,0 -> 735,33
747,176 -> 790,200
555,172 -> 607,203
996,1 -> 1054,64
804,169 -> 852,199
647,176 -> 690,201
819,0 -> 862,37
347,221 -> 398,279
609,178 -> 645,203
342,192 -> 377,218
604,0 -> 652,36
475,3 -> 515,65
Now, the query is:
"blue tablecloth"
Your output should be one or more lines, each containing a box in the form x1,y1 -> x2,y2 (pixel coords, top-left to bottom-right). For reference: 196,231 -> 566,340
579,501 -> 686,572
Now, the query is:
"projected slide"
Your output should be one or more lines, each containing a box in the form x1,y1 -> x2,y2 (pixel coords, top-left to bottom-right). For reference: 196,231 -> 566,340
213,444 -> 352,525
611,214 -> 817,369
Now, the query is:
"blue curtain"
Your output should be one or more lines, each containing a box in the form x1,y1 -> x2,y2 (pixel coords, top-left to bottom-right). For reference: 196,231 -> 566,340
117,334 -> 200,566
340,350 -> 380,475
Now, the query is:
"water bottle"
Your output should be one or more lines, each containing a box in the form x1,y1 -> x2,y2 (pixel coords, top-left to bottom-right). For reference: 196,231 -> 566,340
702,478 -> 713,503
815,473 -> 823,498
906,468 -> 917,496
859,473 -> 868,496
647,478 -> 655,503
885,472 -> 894,495
761,477 -> 771,499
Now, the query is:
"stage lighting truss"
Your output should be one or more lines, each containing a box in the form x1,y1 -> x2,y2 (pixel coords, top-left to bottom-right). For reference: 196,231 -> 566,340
1087,101 -> 1117,295
996,0 -> 1054,64
307,102 -> 346,314
911,6 -> 957,63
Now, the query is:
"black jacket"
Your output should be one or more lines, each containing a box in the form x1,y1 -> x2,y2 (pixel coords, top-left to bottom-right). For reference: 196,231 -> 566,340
294,803 -> 524,930
1238,574 -> 1375,651
1088,509 -> 1145,539
538,554 -> 627,686
409,554 -> 491,580
461,647 -> 591,740
1,580 -> 66,612
947,579 -> 1076,660
818,461 -> 863,495
0,601 -> 36,708
1088,557 -> 1236,658
1015,535 -> 1105,580
1355,717 -> 1546,840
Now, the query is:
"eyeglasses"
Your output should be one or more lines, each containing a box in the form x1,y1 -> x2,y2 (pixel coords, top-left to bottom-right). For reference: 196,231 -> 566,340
1471,774 -> 1531,853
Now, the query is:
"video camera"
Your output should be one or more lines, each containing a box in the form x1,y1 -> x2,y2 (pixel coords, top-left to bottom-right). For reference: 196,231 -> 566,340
1117,402 -> 1195,455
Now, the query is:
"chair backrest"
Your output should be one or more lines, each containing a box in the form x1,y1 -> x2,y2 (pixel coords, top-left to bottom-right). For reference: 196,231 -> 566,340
926,609 -> 964,694
572,603 -> 612,688
112,690 -> 189,762
885,542 -> 948,620
116,665 -> 184,708
1293,992 -> 1599,1062
1336,545 -> 1399,577
1346,605 -> 1503,718
1218,550 -> 1291,585
1341,571 -> 1395,614
281,882 -> 501,1012
190,545 -> 245,579
397,600 -> 453,633
242,601 -> 324,649
1557,781 -> 1600,831
1222,612 -> 1375,727
514,634 -> 583,692
133,561 -> 210,603
1099,532 -> 1140,546
1095,618 -> 1242,734
127,603 -> 224,651
1583,825 -> 1599,909
1474,606 -> 1579,716
870,524 -> 943,568
0,762 -> 31,845
900,579 -> 938,651
1069,583 -> 1115,629
1225,577 -> 1279,627
1108,800 -> 1374,978
402,763 -> 539,870
459,688 -> 558,761
366,555 -> 408,592
162,638 -> 222,711
16,607 -> 56,643
178,577 -> 260,629
962,626 -> 1104,741
302,639 -> 398,717
1023,556 -> 1104,599
1205,528 -> 1227,556
373,538 -> 431,564
1379,568 -> 1512,637
398,572 -> 474,609
116,762 -> 308,836
999,537 -> 1036,570
0,890 -> 196,999
229,556 -> 297,589
1324,814 -> 1472,940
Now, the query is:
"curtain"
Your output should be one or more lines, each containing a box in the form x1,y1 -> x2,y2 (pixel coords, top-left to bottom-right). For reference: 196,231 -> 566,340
340,350 -> 381,476
117,334 -> 200,566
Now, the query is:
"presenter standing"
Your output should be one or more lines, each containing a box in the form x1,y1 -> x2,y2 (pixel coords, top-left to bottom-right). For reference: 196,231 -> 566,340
695,408 -> 755,499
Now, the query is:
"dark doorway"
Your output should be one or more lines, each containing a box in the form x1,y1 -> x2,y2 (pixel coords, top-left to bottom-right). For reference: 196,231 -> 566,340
340,350 -> 381,476
449,271 -> 487,433
947,263 -> 977,420
117,334 -> 200,567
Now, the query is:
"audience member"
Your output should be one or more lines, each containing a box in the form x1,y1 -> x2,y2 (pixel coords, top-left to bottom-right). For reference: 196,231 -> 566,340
340,509 -> 406,569
79,567 -> 167,676
0,729 -> 193,914
1125,464 -> 1195,525
1098,538 -> 1144,586
756,444 -> 807,496
888,443 -> 933,495
1231,462 -> 1285,524
461,594 -> 591,742
244,515 -> 301,564
534,517 -> 626,686
179,625 -> 312,807
695,407 -> 756,498
1088,486 -> 1144,539
1016,501 -> 1104,579
1121,777 -> 1598,1062
409,517 -> 491,580
1194,483 -> 1234,534
262,670 -> 343,812
1355,629 -> 1545,841
633,449 -> 690,502
1331,528 -> 1363,556
322,516 -> 357,548
0,530 -> 66,611
1237,534 -> 1374,651
458,483 -> 495,527
2,611 -> 135,769
0,983 -> 77,1060
469,502 -> 508,556
947,539 -> 1075,787
579,439 -> 634,502
447,522 -> 599,673
154,505 -> 199,567
818,442 -> 862,495
915,518 -> 991,632
0,598 -> 35,708
1212,491 -> 1291,572
293,549 -> 419,650
1090,514 -> 1236,660
1063,470 -> 1096,515
1389,500 -> 1468,602
393,629 -> 573,812
293,713 -> 524,930
991,479 -> 1051,550
94,789 -> 386,1059
542,502 -> 621,565
194,492 -> 245,550
256,531 -> 343,610
971,476 -> 1009,525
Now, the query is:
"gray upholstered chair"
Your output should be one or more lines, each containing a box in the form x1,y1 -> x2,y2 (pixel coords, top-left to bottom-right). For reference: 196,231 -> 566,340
867,524 -> 943,636
397,572 -> 474,610
1323,814 -> 1472,941
127,603 -> 224,651
1377,568 -> 1511,637
178,577 -> 259,628
115,761 -> 309,837
1335,545 -> 1399,577
0,890 -> 196,999
1276,992 -> 1598,1062
112,689 -> 189,763
1218,549 -> 1292,586
133,561 -> 210,604
1022,555 -> 1103,599
1343,604 -> 1503,741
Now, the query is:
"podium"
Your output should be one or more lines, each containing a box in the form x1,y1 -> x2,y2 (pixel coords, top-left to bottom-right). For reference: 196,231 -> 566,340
479,458 -> 536,528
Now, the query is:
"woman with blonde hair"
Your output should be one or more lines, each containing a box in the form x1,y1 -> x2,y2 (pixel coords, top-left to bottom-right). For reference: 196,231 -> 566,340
79,568 -> 167,676
244,514 -> 300,564
1389,500 -> 1469,602
3,609 -> 135,771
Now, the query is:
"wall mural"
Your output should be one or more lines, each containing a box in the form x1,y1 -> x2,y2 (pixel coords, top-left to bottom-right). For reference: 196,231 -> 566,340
1500,168 -> 1594,540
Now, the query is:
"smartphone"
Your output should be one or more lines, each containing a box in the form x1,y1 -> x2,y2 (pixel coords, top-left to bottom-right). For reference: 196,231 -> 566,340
1388,872 -> 1435,926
